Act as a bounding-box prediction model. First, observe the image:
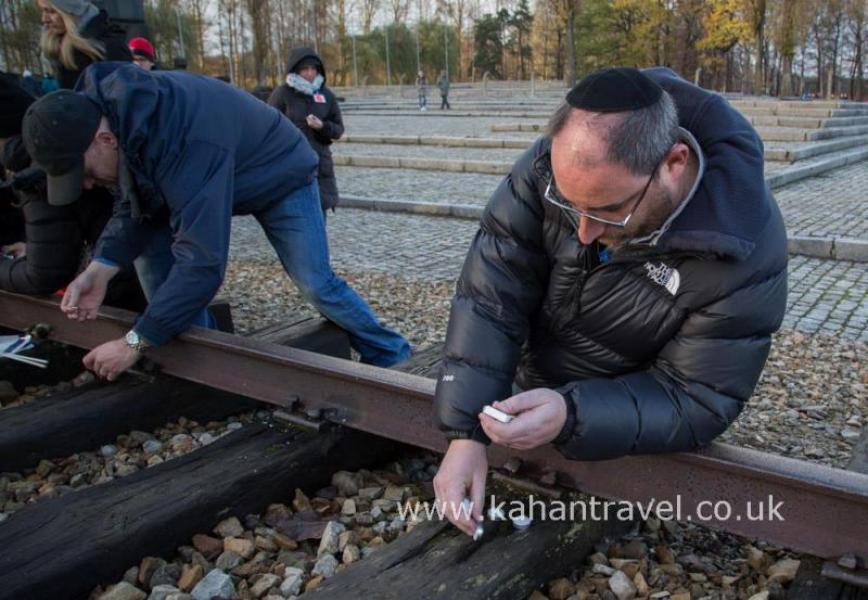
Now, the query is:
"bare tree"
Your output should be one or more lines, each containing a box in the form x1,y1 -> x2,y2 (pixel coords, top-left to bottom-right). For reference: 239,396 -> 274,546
361,0 -> 380,33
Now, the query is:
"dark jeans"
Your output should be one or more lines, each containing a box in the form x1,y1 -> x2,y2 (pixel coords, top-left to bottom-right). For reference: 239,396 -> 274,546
440,94 -> 450,109
254,180 -> 411,366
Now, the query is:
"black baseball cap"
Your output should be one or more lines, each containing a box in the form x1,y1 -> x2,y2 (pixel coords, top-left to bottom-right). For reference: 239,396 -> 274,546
22,90 -> 103,206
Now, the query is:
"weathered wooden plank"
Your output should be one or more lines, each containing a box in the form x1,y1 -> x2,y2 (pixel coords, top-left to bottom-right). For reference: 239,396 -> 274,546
0,312 -> 352,472
251,315 -> 350,359
0,423 -> 403,600
0,377 -> 259,472
310,504 -> 632,599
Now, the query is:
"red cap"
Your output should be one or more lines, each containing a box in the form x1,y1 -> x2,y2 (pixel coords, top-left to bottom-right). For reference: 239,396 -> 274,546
128,37 -> 155,61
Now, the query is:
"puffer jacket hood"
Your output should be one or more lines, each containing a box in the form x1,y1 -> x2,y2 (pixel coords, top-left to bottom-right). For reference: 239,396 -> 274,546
287,47 -> 326,83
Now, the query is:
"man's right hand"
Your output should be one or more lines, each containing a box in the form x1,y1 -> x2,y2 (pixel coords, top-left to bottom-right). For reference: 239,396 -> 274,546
61,260 -> 120,321
1,242 -> 25,258
433,439 -> 488,536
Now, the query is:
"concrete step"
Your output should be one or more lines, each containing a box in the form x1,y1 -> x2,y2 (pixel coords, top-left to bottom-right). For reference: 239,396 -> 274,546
333,154 -> 511,175
339,135 -> 530,149
766,145 -> 868,188
758,124 -> 868,142
764,135 -> 868,163
731,99 -> 867,110
738,106 -> 868,118
749,115 -> 868,129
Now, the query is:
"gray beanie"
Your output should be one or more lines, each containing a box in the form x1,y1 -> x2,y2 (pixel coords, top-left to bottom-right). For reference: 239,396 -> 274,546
49,0 -> 98,18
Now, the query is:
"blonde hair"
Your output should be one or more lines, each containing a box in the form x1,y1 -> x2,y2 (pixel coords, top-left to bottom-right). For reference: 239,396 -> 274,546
40,2 -> 105,70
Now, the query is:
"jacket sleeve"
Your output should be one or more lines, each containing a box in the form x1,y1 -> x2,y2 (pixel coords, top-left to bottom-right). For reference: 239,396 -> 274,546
318,92 -> 344,142
434,151 -> 550,443
555,264 -> 786,460
0,197 -> 83,295
94,191 -> 151,269
266,86 -> 287,113
131,140 -> 234,346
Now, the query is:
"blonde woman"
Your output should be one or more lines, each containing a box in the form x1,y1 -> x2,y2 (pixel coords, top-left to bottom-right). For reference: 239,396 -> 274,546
38,0 -> 130,89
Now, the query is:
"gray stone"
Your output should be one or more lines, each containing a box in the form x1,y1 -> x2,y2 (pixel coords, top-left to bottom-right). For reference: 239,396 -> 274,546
191,569 -> 235,600
148,585 -> 180,600
342,544 -> 361,564
357,486 -> 383,500
608,570 -> 638,600
101,445 -> 119,458
330,471 -> 360,497
214,551 -> 243,571
213,516 -> 244,538
383,485 -> 406,503
250,573 -> 281,598
280,567 -> 305,596
150,563 -> 181,588
142,440 -> 164,455
123,566 -> 140,585
311,554 -> 339,578
317,520 -> 346,557
98,582 -> 147,600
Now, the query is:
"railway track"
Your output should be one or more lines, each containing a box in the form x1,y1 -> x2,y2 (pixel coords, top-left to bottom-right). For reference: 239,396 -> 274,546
0,288 -> 866,598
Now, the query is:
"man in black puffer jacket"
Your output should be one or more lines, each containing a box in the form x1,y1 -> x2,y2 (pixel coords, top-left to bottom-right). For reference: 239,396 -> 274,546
433,67 -> 787,536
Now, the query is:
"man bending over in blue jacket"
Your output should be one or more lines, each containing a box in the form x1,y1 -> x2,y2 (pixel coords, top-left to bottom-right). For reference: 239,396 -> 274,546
22,62 -> 411,379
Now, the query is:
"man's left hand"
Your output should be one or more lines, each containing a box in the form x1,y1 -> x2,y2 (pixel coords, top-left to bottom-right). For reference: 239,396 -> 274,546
479,388 -> 568,450
83,338 -> 140,381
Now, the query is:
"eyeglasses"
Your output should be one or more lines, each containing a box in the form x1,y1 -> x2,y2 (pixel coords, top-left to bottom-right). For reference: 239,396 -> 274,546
543,162 -> 660,228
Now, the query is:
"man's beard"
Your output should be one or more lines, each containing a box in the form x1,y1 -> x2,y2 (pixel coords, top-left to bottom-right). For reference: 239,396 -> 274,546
599,189 -> 676,249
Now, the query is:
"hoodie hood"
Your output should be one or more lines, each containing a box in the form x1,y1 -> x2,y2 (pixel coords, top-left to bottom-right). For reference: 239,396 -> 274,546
286,47 -> 326,83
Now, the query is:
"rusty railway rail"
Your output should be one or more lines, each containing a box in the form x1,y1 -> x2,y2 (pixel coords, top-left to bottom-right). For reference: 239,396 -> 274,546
1,289 -> 867,564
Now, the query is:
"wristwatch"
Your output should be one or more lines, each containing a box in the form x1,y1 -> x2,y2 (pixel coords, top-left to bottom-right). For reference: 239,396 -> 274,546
124,330 -> 150,353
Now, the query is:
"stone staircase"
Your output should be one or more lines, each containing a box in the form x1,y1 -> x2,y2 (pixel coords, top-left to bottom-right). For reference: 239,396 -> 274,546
335,98 -> 868,190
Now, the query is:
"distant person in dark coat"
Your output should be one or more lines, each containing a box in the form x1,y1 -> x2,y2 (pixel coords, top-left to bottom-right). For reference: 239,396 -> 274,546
268,47 -> 344,216
38,0 -> 131,89
436,70 -> 451,110
416,71 -> 428,111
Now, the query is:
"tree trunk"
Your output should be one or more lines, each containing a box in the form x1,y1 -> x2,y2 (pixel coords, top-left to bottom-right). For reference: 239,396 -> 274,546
752,0 -> 767,94
565,5 -> 576,87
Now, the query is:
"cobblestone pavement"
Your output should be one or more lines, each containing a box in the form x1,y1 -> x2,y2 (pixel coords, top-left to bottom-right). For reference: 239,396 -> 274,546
333,142 -> 525,163
774,161 -> 868,239
784,255 -> 868,340
229,208 -> 868,341
335,166 -> 502,205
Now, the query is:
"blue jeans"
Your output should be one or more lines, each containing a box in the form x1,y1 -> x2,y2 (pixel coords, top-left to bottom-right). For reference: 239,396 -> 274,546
255,180 -> 411,367
133,223 -> 216,330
